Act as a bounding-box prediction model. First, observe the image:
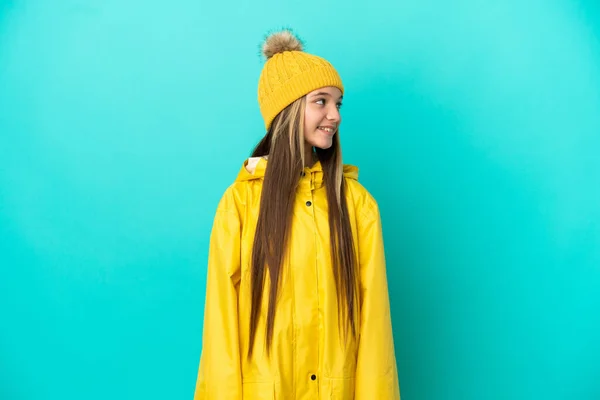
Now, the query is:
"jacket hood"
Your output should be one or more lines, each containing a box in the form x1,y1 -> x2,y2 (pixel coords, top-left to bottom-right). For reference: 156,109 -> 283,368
235,157 -> 359,185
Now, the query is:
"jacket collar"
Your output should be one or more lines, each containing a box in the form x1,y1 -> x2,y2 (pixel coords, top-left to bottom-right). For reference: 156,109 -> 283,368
236,156 -> 359,190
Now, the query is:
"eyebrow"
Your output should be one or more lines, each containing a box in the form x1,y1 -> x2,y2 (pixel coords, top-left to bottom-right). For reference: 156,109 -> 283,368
310,92 -> 343,101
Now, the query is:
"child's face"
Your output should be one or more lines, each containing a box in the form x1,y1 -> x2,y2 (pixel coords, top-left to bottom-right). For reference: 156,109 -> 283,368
303,86 -> 343,150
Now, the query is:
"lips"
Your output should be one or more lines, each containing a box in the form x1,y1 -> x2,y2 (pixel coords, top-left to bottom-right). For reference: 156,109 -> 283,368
318,126 -> 336,134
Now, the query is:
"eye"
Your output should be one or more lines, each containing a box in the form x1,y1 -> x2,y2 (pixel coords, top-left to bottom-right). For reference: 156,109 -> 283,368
315,98 -> 343,109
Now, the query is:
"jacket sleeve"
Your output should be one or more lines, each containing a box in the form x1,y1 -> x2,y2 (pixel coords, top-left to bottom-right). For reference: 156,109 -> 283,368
355,198 -> 401,399
194,189 -> 242,399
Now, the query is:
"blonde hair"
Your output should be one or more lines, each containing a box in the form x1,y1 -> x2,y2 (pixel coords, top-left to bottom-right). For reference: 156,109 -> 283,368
247,95 -> 358,359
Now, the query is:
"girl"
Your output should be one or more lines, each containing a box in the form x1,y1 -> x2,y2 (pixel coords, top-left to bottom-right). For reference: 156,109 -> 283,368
194,29 -> 400,399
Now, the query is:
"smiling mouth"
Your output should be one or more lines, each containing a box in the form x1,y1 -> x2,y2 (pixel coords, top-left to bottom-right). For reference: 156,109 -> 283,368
318,126 -> 335,134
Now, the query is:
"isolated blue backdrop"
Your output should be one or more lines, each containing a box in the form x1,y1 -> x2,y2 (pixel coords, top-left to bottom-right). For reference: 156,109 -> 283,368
1,1 -> 599,399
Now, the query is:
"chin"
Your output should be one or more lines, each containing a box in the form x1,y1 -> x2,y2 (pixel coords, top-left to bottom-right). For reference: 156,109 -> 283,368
311,140 -> 334,150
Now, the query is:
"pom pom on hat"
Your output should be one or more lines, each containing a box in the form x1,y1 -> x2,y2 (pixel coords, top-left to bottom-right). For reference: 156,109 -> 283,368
261,29 -> 304,59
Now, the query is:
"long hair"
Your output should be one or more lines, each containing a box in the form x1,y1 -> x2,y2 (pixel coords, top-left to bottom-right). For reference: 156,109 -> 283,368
247,96 -> 358,359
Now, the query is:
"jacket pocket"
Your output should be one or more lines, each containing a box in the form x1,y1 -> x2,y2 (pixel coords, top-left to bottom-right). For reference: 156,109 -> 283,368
242,381 -> 275,400
329,377 -> 355,400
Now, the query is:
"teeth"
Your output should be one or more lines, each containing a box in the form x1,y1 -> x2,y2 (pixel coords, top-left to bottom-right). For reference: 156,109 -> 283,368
319,127 -> 334,133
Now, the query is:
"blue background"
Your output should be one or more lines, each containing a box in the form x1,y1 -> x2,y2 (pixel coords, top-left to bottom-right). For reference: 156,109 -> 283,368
1,1 -> 599,399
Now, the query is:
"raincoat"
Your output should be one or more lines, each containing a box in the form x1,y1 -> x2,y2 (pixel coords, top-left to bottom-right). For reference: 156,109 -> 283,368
194,157 -> 400,399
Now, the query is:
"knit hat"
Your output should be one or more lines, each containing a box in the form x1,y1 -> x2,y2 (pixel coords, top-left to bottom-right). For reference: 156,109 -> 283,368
257,29 -> 344,131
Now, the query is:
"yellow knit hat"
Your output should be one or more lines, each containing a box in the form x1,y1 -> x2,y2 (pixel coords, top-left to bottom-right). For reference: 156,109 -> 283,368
257,29 -> 344,131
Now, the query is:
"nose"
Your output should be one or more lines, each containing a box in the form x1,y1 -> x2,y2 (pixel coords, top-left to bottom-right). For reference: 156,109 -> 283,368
326,103 -> 341,123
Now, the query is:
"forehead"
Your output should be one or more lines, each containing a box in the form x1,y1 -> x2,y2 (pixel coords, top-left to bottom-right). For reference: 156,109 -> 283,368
307,86 -> 343,98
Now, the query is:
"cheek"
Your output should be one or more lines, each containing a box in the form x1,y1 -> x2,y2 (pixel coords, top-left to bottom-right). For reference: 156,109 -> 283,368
304,108 -> 322,130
